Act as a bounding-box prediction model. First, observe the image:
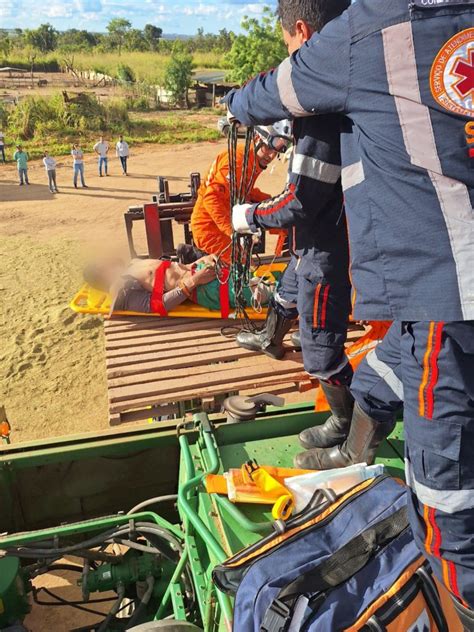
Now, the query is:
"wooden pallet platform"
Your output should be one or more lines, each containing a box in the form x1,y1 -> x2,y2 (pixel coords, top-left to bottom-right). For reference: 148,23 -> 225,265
105,316 -> 308,426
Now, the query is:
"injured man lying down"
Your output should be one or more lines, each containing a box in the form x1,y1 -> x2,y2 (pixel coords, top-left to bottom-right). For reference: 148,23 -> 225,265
83,255 -> 272,316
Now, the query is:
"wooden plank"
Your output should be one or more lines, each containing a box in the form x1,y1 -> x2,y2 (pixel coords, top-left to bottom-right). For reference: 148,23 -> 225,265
108,352 -> 277,388
109,370 -> 307,414
105,328 -> 226,350
107,347 -> 261,380
105,335 -> 237,360
104,318 -> 231,339
106,339 -> 242,369
109,356 -> 305,403
104,320 -> 207,335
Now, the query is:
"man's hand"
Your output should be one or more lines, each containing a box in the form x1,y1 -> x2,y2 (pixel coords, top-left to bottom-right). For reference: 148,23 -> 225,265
232,203 -> 257,234
192,265 -> 217,287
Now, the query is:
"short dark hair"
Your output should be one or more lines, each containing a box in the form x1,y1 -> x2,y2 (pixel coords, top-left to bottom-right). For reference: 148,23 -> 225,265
277,0 -> 350,35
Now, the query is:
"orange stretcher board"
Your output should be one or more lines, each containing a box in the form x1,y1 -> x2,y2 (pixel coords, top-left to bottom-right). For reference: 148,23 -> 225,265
69,262 -> 288,321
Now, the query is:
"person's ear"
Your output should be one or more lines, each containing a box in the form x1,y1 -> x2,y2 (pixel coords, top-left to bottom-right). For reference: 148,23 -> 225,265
295,19 -> 313,43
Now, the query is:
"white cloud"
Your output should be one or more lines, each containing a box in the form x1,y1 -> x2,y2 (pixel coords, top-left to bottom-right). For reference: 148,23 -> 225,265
0,0 -> 274,33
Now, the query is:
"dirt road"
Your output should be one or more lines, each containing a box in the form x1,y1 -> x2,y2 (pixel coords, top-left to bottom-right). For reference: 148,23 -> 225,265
0,140 -> 288,443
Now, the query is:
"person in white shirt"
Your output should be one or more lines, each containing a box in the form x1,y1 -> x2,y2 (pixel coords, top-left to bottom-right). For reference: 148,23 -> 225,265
93,136 -> 110,177
71,144 -> 87,188
116,135 -> 130,175
43,151 -> 58,193
0,132 -> 5,163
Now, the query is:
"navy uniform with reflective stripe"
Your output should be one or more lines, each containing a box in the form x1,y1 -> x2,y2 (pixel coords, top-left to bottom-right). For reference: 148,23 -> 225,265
225,0 -> 474,608
247,115 -> 352,382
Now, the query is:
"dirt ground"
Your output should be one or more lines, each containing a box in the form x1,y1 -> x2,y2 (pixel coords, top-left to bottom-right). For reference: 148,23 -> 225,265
0,138 -> 289,444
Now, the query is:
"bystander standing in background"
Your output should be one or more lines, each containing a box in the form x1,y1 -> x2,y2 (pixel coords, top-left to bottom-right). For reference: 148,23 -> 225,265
71,143 -> 87,188
0,131 -> 5,163
93,135 -> 109,177
116,135 -> 129,175
13,145 -> 29,185
43,151 -> 58,193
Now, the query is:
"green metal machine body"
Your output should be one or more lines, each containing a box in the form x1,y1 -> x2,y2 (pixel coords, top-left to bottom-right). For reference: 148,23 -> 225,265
0,404 -> 405,631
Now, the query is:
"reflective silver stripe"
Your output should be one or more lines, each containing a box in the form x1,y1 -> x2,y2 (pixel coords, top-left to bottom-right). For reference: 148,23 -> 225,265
365,349 -> 404,400
383,21 -> 474,320
277,58 -> 309,117
341,160 -> 365,191
405,459 -> 474,514
292,153 -> 341,184
274,290 -> 297,310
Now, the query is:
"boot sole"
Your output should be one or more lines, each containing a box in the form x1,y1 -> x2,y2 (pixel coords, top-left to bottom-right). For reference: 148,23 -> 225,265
236,340 -> 285,360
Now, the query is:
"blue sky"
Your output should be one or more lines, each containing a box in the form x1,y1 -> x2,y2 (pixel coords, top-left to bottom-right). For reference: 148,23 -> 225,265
0,0 -> 276,35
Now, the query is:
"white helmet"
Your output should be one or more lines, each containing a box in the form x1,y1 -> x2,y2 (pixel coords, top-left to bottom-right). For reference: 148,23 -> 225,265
255,119 -> 293,154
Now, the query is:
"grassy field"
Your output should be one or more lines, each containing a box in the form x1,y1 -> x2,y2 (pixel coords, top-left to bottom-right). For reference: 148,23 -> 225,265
2,50 -> 226,84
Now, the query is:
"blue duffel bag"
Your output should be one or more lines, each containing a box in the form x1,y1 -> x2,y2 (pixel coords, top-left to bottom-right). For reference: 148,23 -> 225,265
213,475 -> 449,632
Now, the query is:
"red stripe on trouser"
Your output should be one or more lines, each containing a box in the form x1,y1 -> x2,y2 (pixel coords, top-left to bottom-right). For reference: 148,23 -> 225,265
425,323 -> 444,419
313,284 -> 322,328
424,505 -> 466,605
320,285 -> 331,329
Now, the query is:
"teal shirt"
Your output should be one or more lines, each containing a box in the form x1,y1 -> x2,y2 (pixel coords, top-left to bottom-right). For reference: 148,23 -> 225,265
13,151 -> 28,170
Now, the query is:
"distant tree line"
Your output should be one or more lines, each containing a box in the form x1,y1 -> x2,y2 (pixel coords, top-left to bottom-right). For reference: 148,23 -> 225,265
0,21 -> 235,56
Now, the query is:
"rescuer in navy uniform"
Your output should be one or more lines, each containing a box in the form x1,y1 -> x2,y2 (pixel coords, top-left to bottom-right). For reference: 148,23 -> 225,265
225,0 -> 474,624
232,0 -> 363,456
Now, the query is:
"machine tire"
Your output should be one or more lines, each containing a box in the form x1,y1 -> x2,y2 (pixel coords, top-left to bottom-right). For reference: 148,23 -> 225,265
128,622 -> 203,632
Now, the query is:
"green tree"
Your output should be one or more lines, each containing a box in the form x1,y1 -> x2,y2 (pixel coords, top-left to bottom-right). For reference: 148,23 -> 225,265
24,23 -> 58,53
0,33 -> 12,58
58,29 -> 98,50
164,49 -> 194,107
124,28 -> 147,52
226,7 -> 287,84
144,24 -> 163,51
106,18 -> 132,56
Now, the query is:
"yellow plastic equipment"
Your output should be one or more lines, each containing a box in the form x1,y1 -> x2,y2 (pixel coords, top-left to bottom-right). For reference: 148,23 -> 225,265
205,461 -> 313,520
69,263 -> 288,320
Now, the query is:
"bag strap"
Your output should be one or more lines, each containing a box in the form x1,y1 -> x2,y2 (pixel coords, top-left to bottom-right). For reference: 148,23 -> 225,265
260,506 -> 408,632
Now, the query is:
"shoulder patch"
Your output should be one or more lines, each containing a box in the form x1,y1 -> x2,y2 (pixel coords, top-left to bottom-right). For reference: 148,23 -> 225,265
430,27 -> 474,118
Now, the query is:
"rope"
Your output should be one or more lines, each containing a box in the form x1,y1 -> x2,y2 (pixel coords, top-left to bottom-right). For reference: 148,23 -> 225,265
227,122 -> 259,333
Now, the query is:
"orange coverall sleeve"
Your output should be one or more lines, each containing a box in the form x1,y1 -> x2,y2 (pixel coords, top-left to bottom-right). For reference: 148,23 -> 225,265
200,151 -> 234,237
249,187 -> 270,204
200,185 -> 233,237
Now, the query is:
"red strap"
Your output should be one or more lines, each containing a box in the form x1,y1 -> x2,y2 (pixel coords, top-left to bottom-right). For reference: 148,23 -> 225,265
219,267 -> 231,319
150,260 -> 172,316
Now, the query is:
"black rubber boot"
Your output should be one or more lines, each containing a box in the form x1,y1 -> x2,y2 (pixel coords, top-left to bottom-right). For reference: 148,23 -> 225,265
299,382 -> 354,449
236,302 -> 295,360
453,599 -> 474,631
294,402 -> 395,470
291,330 -> 301,349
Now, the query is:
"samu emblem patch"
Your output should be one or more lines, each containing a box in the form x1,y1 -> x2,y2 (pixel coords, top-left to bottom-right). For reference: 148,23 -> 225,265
430,28 -> 474,118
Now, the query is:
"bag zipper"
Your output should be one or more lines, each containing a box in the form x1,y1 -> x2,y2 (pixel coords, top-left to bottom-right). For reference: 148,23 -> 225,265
364,575 -> 419,630
220,475 -> 389,570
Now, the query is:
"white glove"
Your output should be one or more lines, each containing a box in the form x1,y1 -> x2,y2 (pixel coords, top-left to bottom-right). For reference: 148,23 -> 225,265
232,203 -> 256,234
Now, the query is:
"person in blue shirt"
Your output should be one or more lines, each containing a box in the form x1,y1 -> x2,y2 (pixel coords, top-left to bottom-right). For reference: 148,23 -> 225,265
232,0 -> 360,459
225,0 -> 474,623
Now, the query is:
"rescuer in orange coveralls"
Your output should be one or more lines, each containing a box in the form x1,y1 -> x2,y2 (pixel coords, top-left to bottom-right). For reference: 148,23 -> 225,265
191,141 -> 277,264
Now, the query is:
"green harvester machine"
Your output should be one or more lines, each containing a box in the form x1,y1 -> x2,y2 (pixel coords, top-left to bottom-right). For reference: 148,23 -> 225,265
0,402 -> 405,631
